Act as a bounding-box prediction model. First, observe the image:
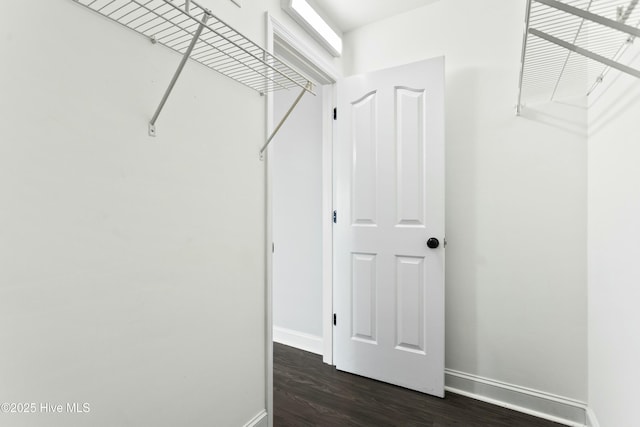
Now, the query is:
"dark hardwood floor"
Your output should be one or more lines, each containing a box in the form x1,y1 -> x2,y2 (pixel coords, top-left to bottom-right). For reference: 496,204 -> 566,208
274,343 -> 562,427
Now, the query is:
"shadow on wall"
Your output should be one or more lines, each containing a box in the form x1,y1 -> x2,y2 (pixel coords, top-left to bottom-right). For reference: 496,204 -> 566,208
444,68 -> 479,376
519,99 -> 588,138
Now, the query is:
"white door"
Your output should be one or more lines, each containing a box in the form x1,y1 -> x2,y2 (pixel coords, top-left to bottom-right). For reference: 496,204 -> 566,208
334,57 -> 445,397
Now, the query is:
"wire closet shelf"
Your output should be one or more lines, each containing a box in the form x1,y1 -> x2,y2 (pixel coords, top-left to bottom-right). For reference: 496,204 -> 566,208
517,0 -> 640,114
73,0 -> 314,146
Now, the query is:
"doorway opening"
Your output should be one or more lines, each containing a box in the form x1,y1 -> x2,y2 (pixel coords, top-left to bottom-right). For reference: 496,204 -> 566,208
272,72 -> 324,354
265,13 -> 339,427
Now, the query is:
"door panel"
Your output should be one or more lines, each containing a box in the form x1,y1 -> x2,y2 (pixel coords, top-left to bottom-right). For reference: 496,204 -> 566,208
351,253 -> 377,343
396,255 -> 426,354
396,87 -> 426,227
334,57 -> 445,397
352,91 -> 378,226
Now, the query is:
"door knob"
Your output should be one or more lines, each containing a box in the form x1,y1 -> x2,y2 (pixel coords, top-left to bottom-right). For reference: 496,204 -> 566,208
427,238 -> 440,249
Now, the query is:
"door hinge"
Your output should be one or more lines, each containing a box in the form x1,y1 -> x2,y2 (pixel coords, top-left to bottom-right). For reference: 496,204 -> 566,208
333,107 -> 337,120
333,210 -> 337,223
333,313 -> 337,326
272,242 -> 275,253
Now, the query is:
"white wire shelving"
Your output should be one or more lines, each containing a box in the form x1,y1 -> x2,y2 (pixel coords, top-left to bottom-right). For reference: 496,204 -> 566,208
517,0 -> 640,114
73,0 -> 314,152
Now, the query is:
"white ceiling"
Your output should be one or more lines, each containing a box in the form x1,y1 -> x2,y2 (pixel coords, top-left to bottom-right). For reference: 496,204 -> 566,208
313,0 -> 440,33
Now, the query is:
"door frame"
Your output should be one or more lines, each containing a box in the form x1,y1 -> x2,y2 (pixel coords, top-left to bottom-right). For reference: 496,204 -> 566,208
264,13 -> 340,427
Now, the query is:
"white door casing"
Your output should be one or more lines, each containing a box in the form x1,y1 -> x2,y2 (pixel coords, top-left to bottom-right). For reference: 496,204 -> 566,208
334,57 -> 445,396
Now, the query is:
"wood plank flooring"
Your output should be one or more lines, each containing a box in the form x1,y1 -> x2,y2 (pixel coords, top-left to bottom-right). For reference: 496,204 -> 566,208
274,343 -> 562,427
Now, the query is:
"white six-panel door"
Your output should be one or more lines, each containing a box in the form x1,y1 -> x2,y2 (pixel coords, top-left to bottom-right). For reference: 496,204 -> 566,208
334,57 -> 445,396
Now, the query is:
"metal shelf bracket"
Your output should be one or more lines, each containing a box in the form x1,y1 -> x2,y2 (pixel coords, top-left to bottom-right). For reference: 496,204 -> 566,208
149,13 -> 209,136
259,81 -> 314,160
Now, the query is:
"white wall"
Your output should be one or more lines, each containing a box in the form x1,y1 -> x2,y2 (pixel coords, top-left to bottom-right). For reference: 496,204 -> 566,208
0,1 -> 277,426
272,85 -> 324,349
344,0 -> 588,420
587,42 -> 640,427
0,0 -> 342,425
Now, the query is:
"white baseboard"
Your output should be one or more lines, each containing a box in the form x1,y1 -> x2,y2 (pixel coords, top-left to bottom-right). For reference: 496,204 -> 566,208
273,326 -> 323,355
445,369 -> 587,427
585,408 -> 600,427
243,409 -> 268,427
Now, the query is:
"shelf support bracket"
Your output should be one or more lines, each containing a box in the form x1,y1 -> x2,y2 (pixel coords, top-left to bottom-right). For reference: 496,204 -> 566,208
516,0 -> 533,116
259,81 -> 312,160
149,13 -> 210,137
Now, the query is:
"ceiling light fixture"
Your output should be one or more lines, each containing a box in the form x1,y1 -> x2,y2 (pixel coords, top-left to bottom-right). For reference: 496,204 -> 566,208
282,0 -> 343,57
